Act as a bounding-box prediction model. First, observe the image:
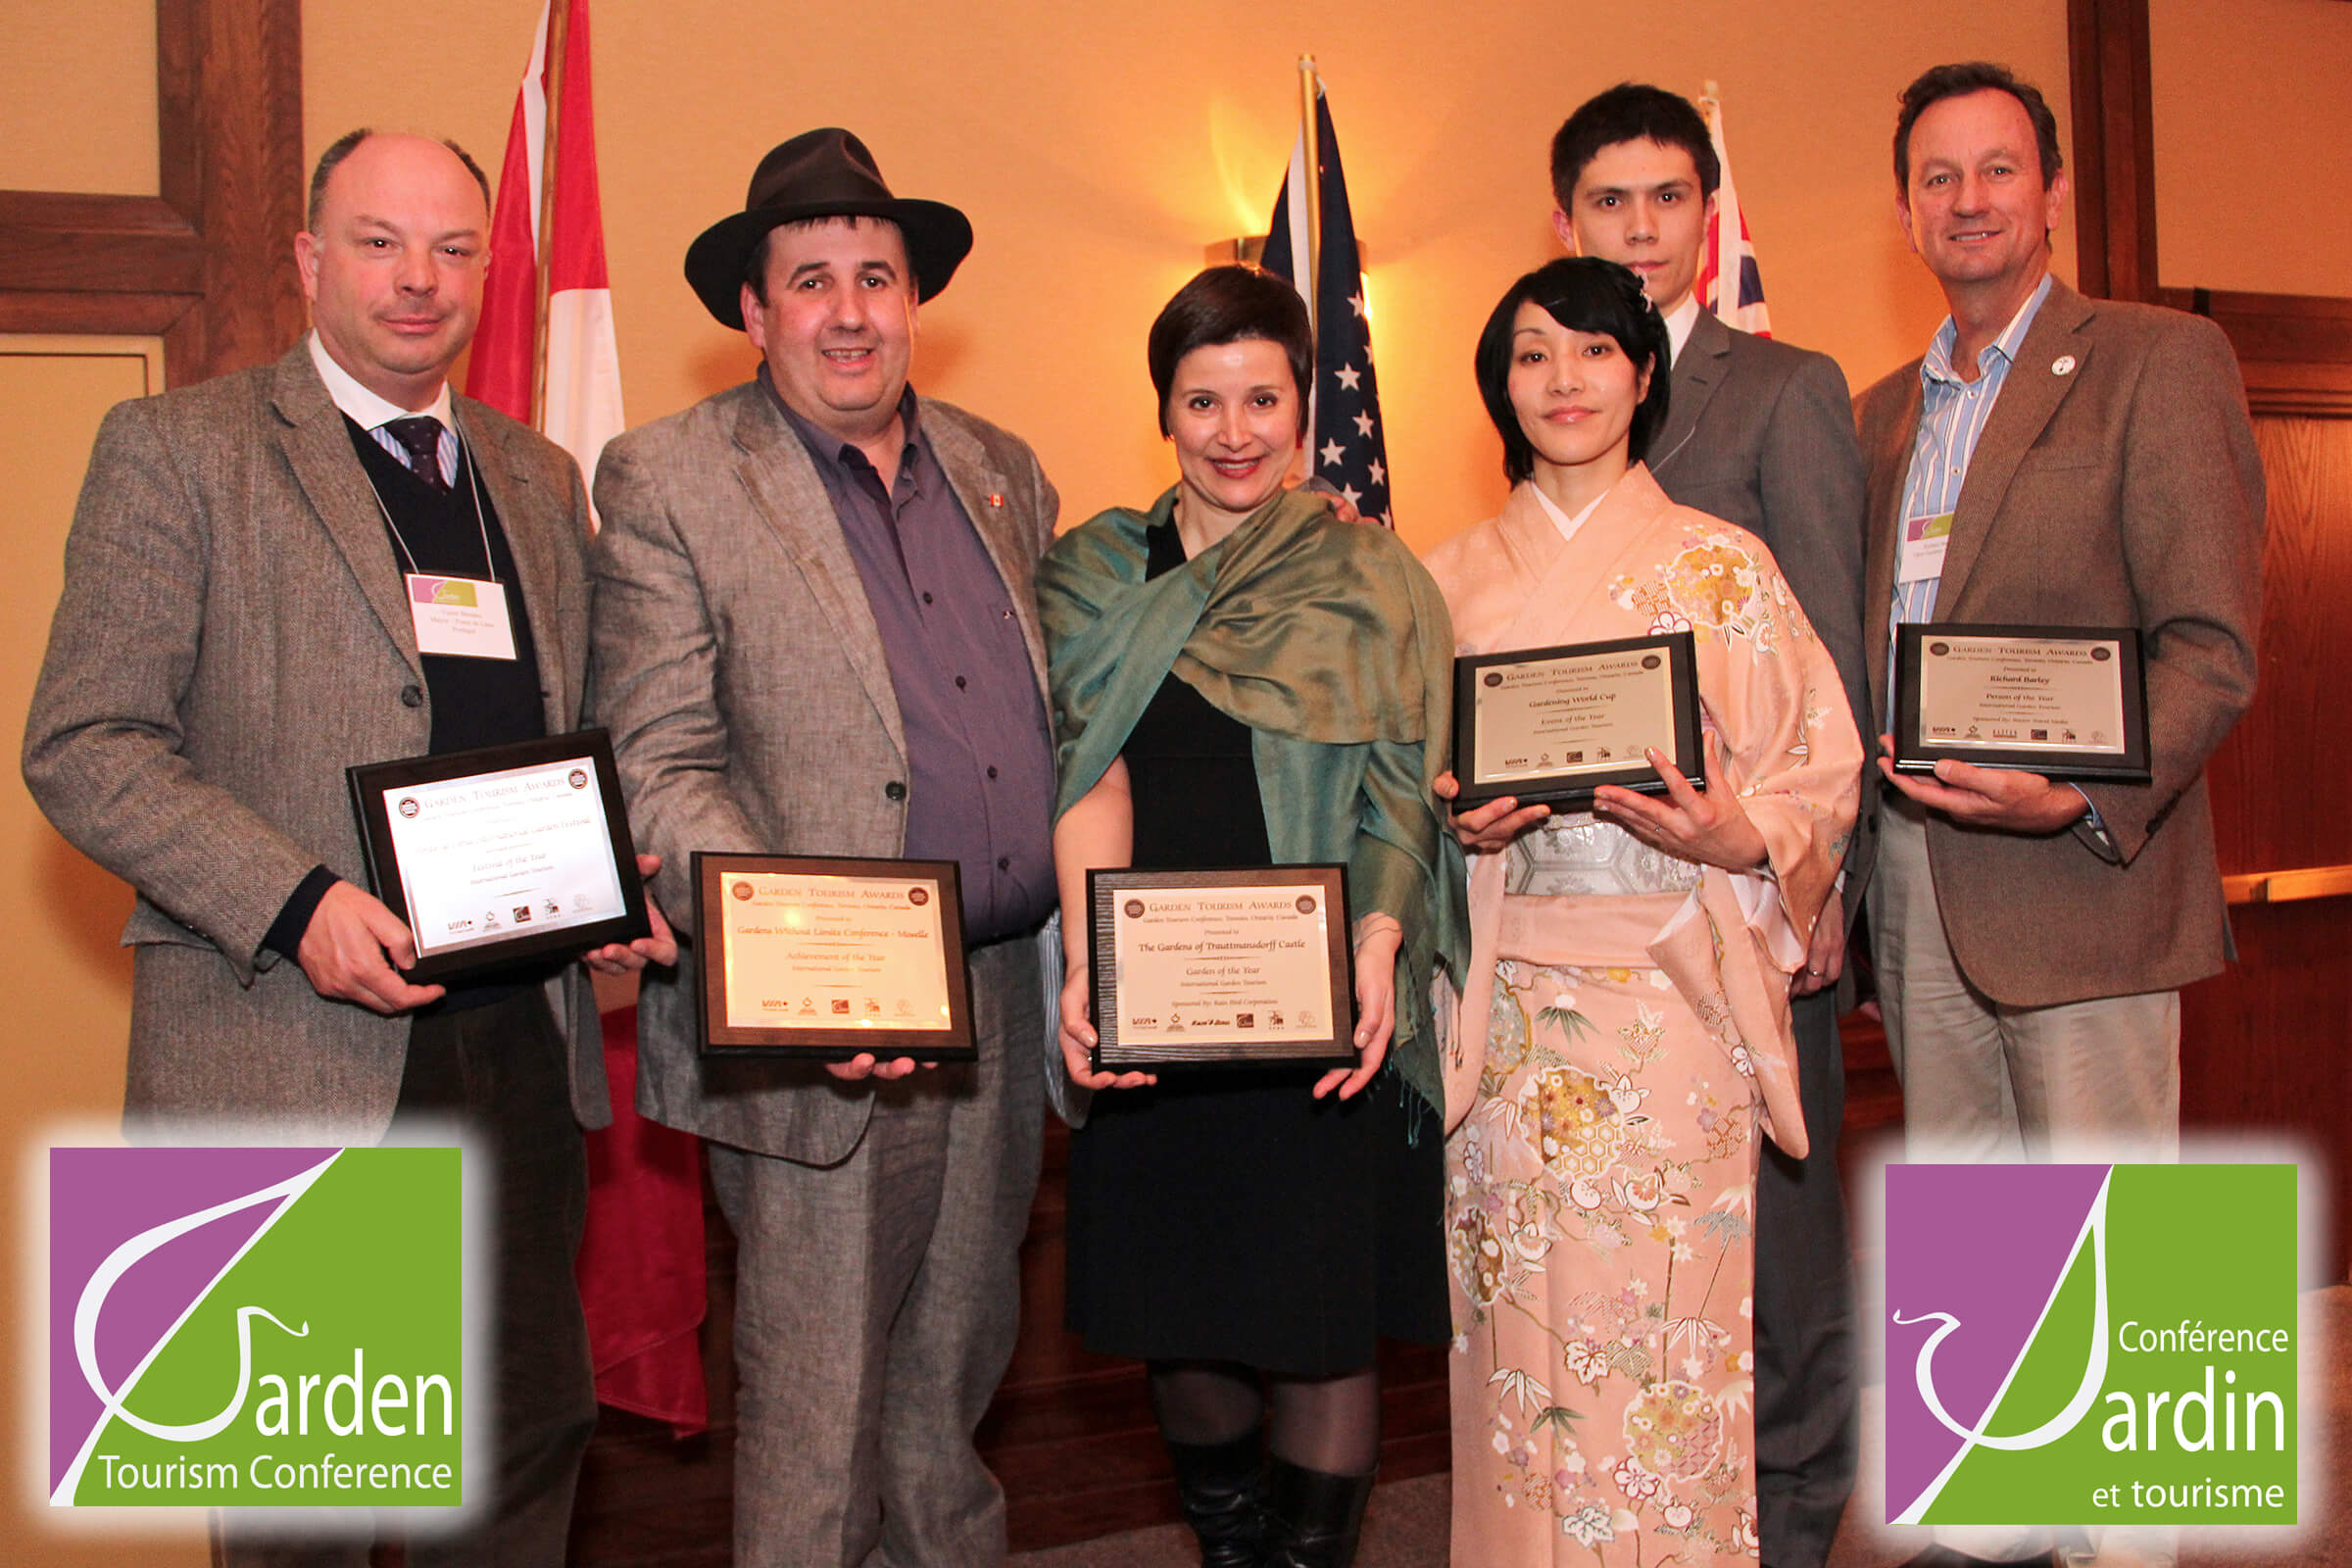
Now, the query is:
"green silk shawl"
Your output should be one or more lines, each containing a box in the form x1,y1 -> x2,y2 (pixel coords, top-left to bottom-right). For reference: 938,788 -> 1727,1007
1035,485 -> 1469,1116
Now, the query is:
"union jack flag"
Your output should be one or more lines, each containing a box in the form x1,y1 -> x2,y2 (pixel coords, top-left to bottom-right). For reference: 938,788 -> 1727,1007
1695,91 -> 1772,338
1258,77 -> 1394,529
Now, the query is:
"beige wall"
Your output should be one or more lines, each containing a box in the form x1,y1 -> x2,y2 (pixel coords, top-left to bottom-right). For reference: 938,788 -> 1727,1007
305,0 -> 2076,553
2152,0 -> 2352,298
0,0 -> 157,195
0,340 -> 195,1566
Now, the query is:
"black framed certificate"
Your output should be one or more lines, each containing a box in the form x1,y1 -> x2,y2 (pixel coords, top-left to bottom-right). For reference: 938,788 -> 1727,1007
1088,866 -> 1355,1071
1893,624 -> 2151,783
346,729 -> 651,983
1451,631 -> 1704,808
696,853 -> 976,1060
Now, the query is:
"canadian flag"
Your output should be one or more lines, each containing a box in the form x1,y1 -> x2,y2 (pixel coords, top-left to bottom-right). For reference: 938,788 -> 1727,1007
466,0 -> 625,502
471,4 -> 707,1437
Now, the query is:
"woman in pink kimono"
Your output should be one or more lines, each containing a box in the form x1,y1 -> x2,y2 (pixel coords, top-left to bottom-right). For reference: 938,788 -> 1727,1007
1422,258 -> 1861,1563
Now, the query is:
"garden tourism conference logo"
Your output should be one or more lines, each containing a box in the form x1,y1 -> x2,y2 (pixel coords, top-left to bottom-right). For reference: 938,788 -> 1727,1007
1885,1163 -> 2295,1527
47,1147 -> 463,1508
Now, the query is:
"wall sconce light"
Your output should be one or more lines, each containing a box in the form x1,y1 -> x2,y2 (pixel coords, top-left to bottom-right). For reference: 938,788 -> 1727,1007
1203,235 -> 1368,269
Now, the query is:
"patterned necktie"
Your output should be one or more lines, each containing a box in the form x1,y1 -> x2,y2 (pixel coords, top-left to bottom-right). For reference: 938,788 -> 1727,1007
384,416 -> 450,493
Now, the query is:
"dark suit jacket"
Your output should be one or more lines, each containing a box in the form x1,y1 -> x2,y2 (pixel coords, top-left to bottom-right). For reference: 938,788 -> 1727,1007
588,381 -> 1057,1165
1650,309 -> 1872,894
1857,277 -> 2266,1006
23,342 -> 607,1137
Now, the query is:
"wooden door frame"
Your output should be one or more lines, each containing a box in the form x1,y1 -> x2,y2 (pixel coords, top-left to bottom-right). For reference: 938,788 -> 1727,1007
2070,0 -> 2352,413
0,0 -> 306,386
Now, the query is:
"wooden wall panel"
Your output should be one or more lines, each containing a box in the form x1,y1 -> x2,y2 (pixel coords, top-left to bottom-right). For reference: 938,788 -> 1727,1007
0,0 -> 305,385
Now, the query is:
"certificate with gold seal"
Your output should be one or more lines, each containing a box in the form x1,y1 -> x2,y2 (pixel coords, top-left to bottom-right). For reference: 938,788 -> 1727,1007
1893,624 -> 2150,783
1089,866 -> 1354,1071
1451,631 -> 1704,808
347,729 -> 651,984
696,853 -> 975,1059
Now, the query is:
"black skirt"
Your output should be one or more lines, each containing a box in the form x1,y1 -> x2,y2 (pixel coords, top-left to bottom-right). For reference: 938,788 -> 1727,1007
1060,519 -> 1446,1377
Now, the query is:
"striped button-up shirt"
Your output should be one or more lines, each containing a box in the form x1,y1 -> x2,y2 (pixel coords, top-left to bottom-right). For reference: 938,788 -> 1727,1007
1888,271 -> 2055,640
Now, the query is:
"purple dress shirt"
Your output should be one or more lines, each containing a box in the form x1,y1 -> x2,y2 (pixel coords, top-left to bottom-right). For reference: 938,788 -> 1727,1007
765,372 -> 1057,941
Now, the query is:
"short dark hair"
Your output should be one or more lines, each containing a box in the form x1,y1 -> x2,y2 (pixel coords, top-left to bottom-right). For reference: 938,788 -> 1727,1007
1474,257 -> 1671,486
1146,266 -> 1314,439
1892,62 -> 2064,192
1549,83 -> 1720,213
307,128 -> 492,232
739,214 -> 909,308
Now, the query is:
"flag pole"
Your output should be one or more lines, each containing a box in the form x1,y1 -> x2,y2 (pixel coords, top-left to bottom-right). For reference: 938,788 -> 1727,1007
1298,55 -> 1320,339
530,0 -> 571,432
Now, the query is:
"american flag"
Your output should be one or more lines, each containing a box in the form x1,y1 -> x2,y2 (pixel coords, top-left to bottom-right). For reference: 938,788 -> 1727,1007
1258,79 -> 1395,529
1695,90 -> 1772,338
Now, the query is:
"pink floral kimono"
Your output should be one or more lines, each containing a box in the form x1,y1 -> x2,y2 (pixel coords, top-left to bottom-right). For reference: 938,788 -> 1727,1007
1421,465 -> 1861,1564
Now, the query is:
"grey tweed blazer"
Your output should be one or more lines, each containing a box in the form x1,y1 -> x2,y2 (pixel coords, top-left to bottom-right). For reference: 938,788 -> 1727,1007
23,342 -> 607,1139
588,380 -> 1058,1165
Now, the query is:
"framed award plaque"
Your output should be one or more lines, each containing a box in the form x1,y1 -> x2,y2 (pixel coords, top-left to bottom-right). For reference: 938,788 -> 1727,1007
347,729 -> 650,983
695,853 -> 976,1060
1087,865 -> 1355,1071
1893,624 -> 2151,783
1451,631 -> 1704,809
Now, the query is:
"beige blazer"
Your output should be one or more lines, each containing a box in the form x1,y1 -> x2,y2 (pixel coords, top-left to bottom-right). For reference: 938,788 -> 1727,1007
588,381 -> 1057,1165
1856,277 -> 2266,1005
23,343 -> 606,1138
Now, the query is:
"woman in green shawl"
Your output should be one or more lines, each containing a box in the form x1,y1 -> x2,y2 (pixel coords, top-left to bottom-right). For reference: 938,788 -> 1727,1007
1036,266 -> 1465,1568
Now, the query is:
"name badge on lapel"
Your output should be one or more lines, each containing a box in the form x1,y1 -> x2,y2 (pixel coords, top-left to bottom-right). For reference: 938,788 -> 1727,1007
407,573 -> 517,660
1897,512 -> 1954,586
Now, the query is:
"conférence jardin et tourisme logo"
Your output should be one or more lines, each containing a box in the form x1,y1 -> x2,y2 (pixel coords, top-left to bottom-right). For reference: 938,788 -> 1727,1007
47,1146 -> 465,1511
1886,1162 -> 2296,1528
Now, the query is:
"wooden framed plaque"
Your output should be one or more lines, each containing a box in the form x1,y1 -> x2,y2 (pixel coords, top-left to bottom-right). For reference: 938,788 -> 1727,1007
695,853 -> 976,1060
1451,631 -> 1704,809
346,728 -> 650,983
1088,865 -> 1355,1071
1893,624 -> 2151,783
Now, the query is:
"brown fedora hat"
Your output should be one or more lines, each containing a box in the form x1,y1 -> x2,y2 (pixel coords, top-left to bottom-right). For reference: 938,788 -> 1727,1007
684,127 -> 974,328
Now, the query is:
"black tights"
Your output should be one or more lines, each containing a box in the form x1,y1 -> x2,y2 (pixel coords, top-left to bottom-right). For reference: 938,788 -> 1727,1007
1148,1357 -> 1381,1476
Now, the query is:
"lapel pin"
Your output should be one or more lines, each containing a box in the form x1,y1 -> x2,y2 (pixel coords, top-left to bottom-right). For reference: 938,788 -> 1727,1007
2052,355 -> 2078,376
986,493 -> 1004,509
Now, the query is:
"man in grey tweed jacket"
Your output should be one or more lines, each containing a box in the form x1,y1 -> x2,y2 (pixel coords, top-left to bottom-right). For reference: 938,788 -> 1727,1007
589,129 -> 1057,1567
24,130 -> 669,1566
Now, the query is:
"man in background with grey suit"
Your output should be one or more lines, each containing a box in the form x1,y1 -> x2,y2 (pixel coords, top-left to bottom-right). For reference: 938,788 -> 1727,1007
24,129 -> 669,1565
1551,82 -> 1872,1568
588,128 -> 1057,1568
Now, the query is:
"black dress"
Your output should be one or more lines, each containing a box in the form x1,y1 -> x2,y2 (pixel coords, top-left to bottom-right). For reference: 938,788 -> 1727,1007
1061,518 -> 1446,1377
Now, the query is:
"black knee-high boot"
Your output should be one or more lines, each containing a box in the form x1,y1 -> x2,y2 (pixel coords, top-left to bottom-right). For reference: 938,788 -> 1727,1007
1263,1458 -> 1375,1568
1166,1426 -> 1266,1567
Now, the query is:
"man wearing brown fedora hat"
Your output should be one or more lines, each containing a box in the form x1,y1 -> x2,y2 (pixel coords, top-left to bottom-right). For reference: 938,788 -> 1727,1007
589,127 -> 1058,1566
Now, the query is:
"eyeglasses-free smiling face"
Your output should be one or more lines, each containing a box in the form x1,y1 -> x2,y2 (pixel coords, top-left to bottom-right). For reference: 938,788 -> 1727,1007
1164,336 -> 1303,539
296,133 -> 490,411
1505,302 -> 1652,485
1897,88 -> 2069,302
741,216 -> 918,451
1556,137 -> 1715,318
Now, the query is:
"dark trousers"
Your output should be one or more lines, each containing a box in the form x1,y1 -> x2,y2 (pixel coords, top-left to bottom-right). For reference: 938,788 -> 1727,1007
1753,984 -> 1859,1568
219,987 -> 597,1568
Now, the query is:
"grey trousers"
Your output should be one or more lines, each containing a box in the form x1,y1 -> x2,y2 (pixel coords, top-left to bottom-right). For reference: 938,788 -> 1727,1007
709,936 -> 1046,1568
219,986 -> 598,1568
1752,984 -> 1858,1568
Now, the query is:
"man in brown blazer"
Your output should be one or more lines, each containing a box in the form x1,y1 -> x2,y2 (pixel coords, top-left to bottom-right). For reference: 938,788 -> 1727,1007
1860,69 -> 2263,1162
24,130 -> 668,1565
588,130 -> 1056,1567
